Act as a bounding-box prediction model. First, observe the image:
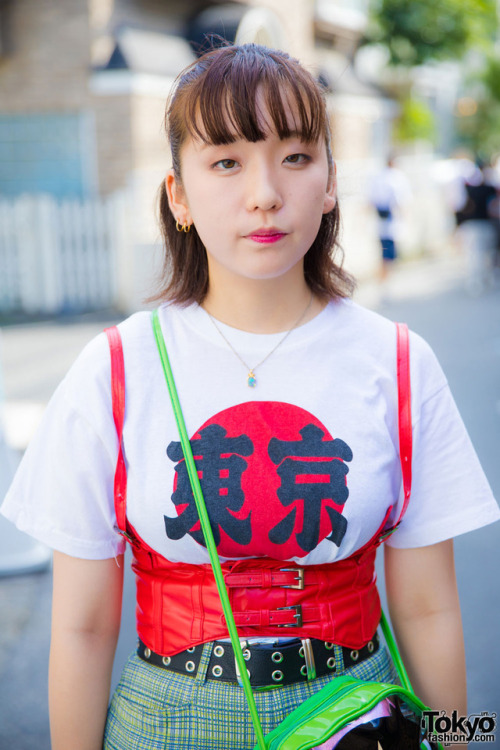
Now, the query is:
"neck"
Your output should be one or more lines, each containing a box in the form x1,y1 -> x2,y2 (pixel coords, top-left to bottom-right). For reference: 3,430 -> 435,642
202,275 -> 323,334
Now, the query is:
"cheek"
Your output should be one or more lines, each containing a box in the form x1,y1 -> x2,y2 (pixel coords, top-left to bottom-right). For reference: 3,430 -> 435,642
186,179 -> 232,220
299,167 -> 331,202
190,197 -> 226,238
304,183 -> 332,220
186,189 -> 230,249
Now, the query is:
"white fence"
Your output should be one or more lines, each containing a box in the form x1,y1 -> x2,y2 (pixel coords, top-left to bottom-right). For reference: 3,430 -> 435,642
0,193 -> 128,314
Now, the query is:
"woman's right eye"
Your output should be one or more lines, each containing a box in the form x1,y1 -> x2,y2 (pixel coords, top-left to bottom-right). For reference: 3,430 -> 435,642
213,159 -> 238,170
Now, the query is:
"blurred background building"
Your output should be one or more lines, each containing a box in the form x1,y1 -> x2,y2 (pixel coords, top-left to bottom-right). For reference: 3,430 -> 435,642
0,0 -> 499,316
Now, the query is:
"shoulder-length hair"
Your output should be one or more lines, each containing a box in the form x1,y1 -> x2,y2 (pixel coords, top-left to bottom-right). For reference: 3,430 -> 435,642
152,43 -> 355,305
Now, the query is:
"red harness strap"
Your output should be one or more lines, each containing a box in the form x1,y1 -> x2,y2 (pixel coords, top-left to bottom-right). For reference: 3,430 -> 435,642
382,322 -> 412,539
397,322 -> 412,514
104,326 -> 129,539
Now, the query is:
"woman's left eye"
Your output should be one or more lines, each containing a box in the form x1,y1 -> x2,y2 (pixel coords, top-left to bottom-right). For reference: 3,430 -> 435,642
284,153 -> 310,165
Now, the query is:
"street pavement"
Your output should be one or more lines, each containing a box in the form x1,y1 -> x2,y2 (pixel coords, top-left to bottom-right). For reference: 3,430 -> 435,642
0,253 -> 499,749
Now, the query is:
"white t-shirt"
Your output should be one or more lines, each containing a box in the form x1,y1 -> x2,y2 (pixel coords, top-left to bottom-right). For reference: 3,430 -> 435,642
1,300 -> 498,563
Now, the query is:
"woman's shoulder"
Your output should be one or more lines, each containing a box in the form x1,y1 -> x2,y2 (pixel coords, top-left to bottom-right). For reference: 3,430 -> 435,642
59,310 -> 155,401
330,297 -> 409,348
333,298 -> 447,394
338,298 -> 437,353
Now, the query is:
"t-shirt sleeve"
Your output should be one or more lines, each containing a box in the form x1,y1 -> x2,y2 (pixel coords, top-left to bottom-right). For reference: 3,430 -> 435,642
0,334 -> 126,560
386,334 -> 499,548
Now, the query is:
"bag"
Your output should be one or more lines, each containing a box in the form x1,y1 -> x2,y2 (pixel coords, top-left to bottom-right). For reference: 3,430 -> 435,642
376,206 -> 392,220
150,309 -> 443,750
260,674 -> 434,749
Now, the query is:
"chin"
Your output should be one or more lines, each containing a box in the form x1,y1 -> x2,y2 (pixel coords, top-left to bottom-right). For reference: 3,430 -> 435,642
242,268 -> 300,283
244,256 -> 306,281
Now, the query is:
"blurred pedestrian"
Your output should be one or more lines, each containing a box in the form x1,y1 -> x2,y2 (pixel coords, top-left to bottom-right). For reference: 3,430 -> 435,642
485,155 -> 500,275
442,152 -> 476,229
458,159 -> 498,294
368,156 -> 412,297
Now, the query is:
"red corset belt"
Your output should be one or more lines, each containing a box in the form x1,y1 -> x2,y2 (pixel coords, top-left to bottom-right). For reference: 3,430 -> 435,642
131,545 -> 381,656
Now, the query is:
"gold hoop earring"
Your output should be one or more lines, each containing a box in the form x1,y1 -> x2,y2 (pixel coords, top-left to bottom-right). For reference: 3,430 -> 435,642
176,220 -> 191,233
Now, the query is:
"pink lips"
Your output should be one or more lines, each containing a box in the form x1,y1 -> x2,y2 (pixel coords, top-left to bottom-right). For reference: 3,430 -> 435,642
246,229 -> 288,244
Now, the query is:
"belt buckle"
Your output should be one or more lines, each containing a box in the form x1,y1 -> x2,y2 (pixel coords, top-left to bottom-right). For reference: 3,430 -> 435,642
115,526 -> 135,544
277,604 -> 303,627
301,638 -> 316,680
279,568 -> 305,590
234,639 -> 249,687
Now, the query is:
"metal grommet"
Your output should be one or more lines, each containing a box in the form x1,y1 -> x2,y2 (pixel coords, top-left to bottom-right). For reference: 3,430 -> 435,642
299,646 -> 305,657
272,670 -> 284,682
300,664 -> 308,676
213,645 -> 225,657
367,640 -> 374,653
243,649 -> 251,661
350,650 -> 359,662
327,657 -> 336,669
162,656 -> 171,667
144,647 -> 151,659
212,665 -> 223,677
187,646 -> 196,654
272,651 -> 284,664
185,660 -> 196,673
324,642 -> 335,650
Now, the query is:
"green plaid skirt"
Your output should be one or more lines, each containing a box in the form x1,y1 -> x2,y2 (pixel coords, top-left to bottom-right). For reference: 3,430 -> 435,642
104,639 -> 397,750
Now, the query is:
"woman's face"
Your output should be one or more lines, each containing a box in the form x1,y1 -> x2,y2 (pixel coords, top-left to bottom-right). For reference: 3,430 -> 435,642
166,93 -> 336,290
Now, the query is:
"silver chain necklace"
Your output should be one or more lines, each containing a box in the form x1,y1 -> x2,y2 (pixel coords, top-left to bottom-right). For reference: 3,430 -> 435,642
204,291 -> 314,387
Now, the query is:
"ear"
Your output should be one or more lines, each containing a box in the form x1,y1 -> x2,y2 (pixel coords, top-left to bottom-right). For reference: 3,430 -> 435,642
165,169 -> 191,225
323,162 -> 337,214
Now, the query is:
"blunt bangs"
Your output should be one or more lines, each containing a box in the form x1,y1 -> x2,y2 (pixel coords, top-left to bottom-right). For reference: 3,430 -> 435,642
171,44 -> 327,148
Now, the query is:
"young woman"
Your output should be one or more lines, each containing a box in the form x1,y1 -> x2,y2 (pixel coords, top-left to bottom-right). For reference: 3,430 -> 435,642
1,43 -> 498,750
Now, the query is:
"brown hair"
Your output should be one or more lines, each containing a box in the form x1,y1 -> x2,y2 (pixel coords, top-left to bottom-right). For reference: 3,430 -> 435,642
153,43 -> 355,305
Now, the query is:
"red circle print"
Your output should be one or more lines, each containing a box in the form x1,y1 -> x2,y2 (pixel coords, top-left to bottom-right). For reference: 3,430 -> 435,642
166,401 -> 353,560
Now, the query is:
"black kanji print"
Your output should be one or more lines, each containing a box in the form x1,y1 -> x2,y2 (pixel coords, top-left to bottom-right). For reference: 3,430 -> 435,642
268,423 -> 353,552
165,423 -> 253,547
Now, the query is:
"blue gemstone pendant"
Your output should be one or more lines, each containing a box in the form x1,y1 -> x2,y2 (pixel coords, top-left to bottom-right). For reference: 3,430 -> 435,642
247,371 -> 257,387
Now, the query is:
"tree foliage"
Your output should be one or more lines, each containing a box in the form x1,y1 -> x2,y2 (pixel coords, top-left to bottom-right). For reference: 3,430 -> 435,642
480,53 -> 500,102
456,98 -> 500,157
365,0 -> 497,66
394,96 -> 435,143
456,53 -> 500,156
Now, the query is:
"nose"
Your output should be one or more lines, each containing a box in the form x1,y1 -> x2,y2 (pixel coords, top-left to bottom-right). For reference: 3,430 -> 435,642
244,159 -> 283,212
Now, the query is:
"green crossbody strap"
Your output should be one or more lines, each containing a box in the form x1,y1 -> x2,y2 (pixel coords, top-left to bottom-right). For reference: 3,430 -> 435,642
380,610 -> 413,692
151,309 -> 267,749
151,308 -> 415,745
